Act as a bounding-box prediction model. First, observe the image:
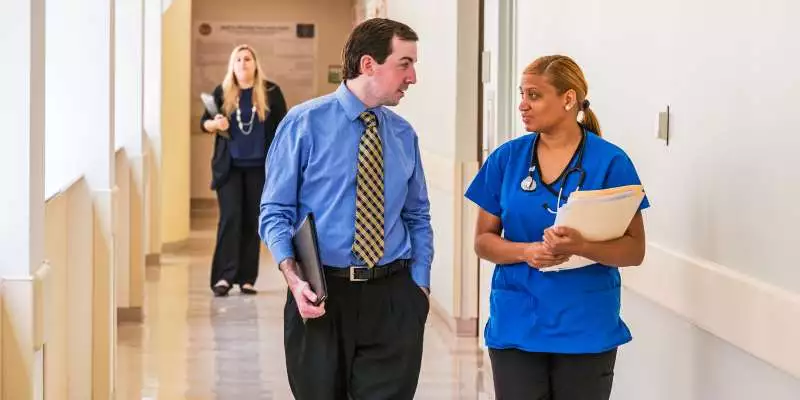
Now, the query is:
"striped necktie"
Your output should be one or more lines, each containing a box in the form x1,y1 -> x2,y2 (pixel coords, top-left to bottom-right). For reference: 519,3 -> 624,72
352,111 -> 385,267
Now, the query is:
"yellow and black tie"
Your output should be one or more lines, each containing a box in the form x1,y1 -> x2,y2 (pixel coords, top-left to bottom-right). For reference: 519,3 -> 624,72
352,111 -> 385,267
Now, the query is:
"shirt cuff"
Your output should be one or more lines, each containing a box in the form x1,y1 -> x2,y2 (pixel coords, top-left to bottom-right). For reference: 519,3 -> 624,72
410,263 -> 430,289
270,239 -> 295,267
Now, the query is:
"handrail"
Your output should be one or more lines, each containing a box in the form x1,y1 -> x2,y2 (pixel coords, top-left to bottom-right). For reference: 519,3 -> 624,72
45,146 -> 131,203
45,174 -> 85,203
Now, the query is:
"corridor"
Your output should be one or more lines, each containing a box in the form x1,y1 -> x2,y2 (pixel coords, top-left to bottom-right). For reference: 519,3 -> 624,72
4,0 -> 800,398
116,213 -> 496,400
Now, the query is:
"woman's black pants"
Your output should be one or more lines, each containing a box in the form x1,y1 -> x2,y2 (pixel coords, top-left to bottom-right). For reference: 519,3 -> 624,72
210,166 -> 265,288
489,347 -> 618,400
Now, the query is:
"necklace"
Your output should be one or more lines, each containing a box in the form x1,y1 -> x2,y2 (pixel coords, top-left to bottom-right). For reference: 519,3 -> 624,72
235,96 -> 257,135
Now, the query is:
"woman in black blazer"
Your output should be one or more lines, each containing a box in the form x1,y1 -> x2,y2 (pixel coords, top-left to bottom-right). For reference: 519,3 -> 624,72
201,44 -> 287,296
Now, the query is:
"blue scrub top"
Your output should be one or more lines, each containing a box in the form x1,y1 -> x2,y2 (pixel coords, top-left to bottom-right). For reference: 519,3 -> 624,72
464,131 -> 650,354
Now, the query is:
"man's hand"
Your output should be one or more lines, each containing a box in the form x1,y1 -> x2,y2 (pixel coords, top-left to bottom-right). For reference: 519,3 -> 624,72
289,280 -> 326,319
280,258 -> 325,319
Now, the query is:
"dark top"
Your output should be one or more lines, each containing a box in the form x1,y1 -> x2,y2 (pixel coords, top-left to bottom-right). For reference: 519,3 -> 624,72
200,80 -> 288,189
227,87 -> 267,167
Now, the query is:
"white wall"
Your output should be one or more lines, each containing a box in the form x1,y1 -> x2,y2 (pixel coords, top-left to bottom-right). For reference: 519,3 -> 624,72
144,0 -> 163,255
0,0 -> 45,278
387,0 -> 481,326
144,0 -> 162,160
513,0 -> 800,393
114,0 -> 147,314
616,289 -> 800,400
45,2 -> 117,397
388,0 -> 458,315
515,0 -> 800,292
45,0 -> 115,196
388,0 -> 458,320
44,0 -> 89,198
116,0 -> 144,155
388,1 -> 458,159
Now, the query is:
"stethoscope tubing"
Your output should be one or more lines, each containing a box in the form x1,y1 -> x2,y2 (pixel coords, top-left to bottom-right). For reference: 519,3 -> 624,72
520,127 -> 588,213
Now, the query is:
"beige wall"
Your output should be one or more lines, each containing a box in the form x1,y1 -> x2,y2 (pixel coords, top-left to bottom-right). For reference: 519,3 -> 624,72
161,0 -> 194,244
191,0 -> 356,200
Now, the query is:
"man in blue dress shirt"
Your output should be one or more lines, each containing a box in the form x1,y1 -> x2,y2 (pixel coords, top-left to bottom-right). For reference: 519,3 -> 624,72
259,18 -> 434,400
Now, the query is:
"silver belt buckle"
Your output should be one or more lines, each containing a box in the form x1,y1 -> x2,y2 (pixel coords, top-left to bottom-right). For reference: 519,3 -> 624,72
349,266 -> 369,282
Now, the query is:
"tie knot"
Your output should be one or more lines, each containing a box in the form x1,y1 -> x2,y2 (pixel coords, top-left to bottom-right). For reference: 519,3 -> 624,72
358,111 -> 378,129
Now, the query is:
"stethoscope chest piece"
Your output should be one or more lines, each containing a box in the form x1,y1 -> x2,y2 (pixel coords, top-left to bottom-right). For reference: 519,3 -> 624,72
520,175 -> 536,192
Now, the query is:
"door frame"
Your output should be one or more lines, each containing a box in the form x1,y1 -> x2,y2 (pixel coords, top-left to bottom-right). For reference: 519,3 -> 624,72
477,0 -> 518,348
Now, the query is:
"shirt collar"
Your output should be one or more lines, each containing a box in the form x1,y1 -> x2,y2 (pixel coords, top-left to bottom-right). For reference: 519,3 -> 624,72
335,82 -> 376,122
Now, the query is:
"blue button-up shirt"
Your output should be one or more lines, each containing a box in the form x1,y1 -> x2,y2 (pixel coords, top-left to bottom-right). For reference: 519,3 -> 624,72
259,83 -> 434,287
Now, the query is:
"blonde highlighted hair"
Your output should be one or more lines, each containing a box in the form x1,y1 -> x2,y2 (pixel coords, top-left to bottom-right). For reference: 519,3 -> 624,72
524,55 -> 601,136
221,44 -> 269,121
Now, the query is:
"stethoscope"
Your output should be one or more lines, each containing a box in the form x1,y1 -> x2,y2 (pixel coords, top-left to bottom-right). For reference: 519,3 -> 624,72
520,127 -> 587,214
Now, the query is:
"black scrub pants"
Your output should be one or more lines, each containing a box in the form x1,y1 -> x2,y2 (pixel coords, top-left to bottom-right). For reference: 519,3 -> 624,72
210,165 -> 265,289
489,347 -> 618,400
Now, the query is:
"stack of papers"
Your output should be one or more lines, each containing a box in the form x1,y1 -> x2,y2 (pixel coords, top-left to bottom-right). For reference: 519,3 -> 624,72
539,185 -> 645,272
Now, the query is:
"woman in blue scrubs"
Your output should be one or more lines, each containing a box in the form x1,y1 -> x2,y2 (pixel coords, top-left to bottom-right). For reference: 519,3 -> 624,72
465,55 -> 650,399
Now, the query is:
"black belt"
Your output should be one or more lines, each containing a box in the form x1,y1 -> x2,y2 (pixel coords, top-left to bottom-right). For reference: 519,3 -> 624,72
324,259 -> 410,282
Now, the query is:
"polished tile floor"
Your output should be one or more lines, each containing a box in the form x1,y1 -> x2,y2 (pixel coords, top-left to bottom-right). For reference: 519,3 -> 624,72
117,216 -> 496,399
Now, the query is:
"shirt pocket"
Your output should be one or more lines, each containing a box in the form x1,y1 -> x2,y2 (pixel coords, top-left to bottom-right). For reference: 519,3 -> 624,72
487,288 -> 538,346
541,286 -> 622,337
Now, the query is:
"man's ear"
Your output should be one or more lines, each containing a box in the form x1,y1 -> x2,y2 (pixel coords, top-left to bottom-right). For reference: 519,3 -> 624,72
360,55 -> 376,76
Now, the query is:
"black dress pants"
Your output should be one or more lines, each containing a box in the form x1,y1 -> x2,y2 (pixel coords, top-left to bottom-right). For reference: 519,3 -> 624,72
210,165 -> 265,288
283,266 -> 429,400
489,347 -> 618,400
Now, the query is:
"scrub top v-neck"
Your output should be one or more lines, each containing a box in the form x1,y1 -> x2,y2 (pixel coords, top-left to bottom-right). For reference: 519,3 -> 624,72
465,131 -> 650,354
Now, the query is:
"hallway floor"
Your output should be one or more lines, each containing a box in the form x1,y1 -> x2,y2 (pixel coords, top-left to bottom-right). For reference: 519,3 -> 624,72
117,215 -> 495,399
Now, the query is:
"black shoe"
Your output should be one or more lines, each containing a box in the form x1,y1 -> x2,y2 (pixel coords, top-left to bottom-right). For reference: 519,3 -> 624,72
213,282 -> 231,297
240,284 -> 258,295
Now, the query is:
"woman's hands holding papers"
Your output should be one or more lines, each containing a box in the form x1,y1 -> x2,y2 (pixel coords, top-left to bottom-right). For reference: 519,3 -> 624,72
542,226 -> 587,257
474,209 -> 573,269
522,242 -> 572,269
542,213 -> 647,268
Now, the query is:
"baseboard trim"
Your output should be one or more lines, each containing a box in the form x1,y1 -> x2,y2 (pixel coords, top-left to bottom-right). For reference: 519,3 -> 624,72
191,198 -> 218,219
191,197 -> 217,210
145,253 -> 160,266
429,294 -> 479,337
162,239 -> 189,253
622,242 -> 800,380
117,307 -> 143,323
455,317 -> 479,337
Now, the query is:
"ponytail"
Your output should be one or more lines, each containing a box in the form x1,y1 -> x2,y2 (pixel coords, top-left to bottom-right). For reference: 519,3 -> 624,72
581,102 -> 601,136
